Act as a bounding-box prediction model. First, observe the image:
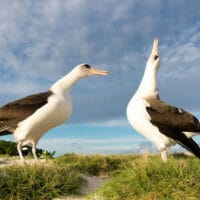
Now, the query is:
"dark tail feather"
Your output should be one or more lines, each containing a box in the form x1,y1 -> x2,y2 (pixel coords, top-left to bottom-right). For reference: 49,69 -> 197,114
176,137 -> 200,159
0,126 -> 12,136
158,126 -> 200,159
0,131 -> 13,136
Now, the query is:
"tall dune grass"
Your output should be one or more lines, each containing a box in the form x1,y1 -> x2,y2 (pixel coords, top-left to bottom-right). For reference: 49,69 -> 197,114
90,155 -> 200,200
0,163 -> 85,200
0,153 -> 199,199
55,153 -> 138,176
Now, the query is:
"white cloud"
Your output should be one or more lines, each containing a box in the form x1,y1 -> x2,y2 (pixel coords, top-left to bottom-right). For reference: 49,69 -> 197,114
40,136 -> 144,145
0,0 -> 200,124
1,1 -> 200,157
38,135 -> 146,155
81,118 -> 129,127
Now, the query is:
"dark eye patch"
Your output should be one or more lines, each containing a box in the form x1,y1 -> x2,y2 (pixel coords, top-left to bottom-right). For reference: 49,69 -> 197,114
154,55 -> 159,60
84,64 -> 91,69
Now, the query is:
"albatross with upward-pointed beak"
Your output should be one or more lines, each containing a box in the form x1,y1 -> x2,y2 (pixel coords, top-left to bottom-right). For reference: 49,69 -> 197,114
127,38 -> 200,162
0,63 -> 109,164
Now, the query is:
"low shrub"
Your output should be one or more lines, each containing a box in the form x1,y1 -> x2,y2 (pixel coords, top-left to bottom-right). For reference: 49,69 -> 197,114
91,155 -> 200,200
0,163 -> 85,200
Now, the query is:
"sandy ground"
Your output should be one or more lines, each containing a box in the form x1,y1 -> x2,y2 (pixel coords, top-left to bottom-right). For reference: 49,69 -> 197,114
55,175 -> 108,200
0,157 -> 109,200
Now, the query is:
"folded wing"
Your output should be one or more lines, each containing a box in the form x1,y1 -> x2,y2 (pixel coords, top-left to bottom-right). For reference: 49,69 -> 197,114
146,98 -> 200,158
0,91 -> 53,135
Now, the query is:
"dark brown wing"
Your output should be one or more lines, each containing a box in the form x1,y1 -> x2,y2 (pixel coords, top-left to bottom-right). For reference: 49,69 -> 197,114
0,90 -> 53,135
146,98 -> 200,158
146,98 -> 200,132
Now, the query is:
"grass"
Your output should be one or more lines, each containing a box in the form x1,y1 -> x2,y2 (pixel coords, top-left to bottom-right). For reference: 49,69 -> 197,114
0,153 -> 200,200
0,163 -> 85,200
55,153 -> 138,176
90,155 -> 200,200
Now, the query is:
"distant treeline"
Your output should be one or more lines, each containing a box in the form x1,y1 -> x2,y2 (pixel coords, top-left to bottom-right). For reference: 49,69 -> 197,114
0,140 -> 55,158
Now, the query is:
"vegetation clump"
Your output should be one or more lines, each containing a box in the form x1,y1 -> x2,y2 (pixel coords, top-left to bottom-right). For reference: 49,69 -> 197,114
0,153 -> 199,199
55,153 -> 138,176
0,140 -> 18,156
0,140 -> 55,158
0,163 -> 85,200
91,155 -> 200,200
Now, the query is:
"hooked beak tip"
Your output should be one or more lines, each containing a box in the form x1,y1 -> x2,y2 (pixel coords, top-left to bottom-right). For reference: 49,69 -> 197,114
90,67 -> 110,76
151,37 -> 159,56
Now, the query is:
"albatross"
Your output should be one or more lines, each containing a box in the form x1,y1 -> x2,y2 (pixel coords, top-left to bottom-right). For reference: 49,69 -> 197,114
0,63 -> 109,163
127,38 -> 200,162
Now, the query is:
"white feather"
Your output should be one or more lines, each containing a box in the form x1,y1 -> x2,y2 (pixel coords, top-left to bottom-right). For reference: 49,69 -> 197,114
14,91 -> 72,146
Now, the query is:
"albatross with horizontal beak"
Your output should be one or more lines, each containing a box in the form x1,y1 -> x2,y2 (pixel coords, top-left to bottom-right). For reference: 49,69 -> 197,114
127,38 -> 200,162
0,63 -> 109,164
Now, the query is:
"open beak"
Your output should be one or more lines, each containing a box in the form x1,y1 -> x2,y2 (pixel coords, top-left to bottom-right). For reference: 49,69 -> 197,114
90,67 -> 110,76
151,38 -> 159,57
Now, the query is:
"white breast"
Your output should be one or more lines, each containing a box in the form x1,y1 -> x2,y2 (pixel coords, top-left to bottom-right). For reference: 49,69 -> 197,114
14,93 -> 72,145
127,96 -> 173,150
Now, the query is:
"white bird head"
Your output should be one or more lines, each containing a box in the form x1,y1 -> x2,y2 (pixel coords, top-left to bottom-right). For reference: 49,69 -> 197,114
51,63 -> 109,92
75,63 -> 110,78
146,38 -> 160,70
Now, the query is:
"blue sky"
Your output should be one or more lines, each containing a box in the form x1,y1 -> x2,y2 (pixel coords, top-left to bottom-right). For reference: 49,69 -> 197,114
1,0 -> 200,155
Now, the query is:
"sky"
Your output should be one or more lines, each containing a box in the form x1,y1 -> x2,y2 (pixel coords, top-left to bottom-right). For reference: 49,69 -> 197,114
1,0 -> 200,156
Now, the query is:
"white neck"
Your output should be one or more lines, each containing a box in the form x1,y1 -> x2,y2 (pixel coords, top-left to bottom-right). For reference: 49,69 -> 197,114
135,63 -> 158,98
50,68 -> 83,94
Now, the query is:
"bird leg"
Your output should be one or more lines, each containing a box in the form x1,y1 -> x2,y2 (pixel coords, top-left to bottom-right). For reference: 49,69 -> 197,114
161,149 -> 168,163
32,142 -> 38,163
17,141 -> 26,165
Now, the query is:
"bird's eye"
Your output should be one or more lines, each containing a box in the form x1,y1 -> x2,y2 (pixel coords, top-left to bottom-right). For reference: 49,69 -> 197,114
154,55 -> 159,60
84,64 -> 91,69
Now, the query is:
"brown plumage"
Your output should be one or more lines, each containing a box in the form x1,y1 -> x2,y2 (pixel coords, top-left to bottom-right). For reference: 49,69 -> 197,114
0,91 -> 53,135
146,97 -> 200,158
146,97 -> 200,132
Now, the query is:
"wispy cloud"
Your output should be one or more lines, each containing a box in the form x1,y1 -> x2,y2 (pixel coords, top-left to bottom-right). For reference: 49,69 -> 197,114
79,118 -> 129,127
38,135 -> 200,155
38,135 -> 148,155
0,0 -> 200,125
39,136 -> 145,145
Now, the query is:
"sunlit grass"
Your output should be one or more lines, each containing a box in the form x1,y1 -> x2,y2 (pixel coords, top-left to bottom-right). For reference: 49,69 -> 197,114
90,155 -> 200,200
0,163 -> 85,200
55,153 -> 139,176
0,153 -> 200,200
